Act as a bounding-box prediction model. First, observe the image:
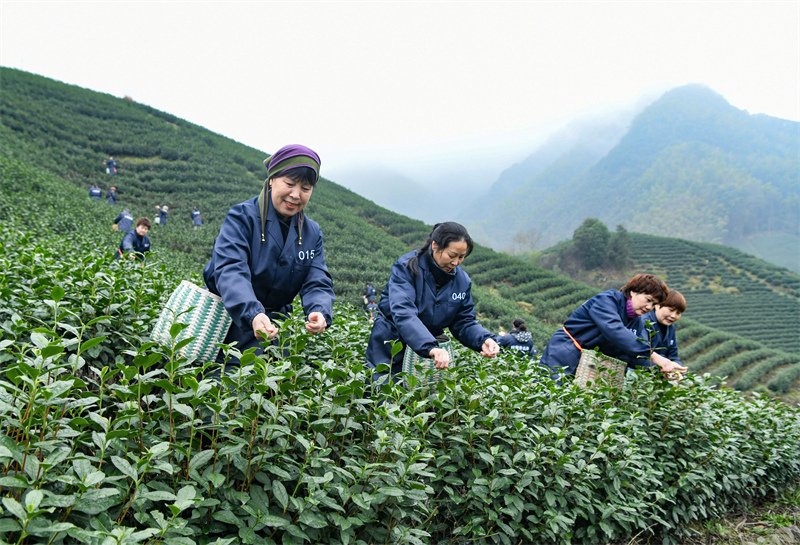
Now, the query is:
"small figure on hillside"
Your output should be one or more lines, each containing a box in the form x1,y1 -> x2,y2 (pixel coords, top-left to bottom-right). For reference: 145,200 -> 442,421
641,290 -> 686,369
104,156 -> 117,174
540,274 -> 688,378
106,186 -> 117,205
191,207 -> 202,229
155,205 -> 168,226
497,318 -> 537,359
363,282 -> 376,306
88,183 -> 102,200
365,300 -> 378,325
112,209 -> 134,233
366,222 -> 500,384
116,217 -> 151,261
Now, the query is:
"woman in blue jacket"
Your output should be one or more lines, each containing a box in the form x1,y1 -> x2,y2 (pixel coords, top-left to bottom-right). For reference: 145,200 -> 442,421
366,222 -> 499,382
641,290 -> 686,367
541,274 -> 688,377
497,318 -> 536,358
203,144 -> 335,362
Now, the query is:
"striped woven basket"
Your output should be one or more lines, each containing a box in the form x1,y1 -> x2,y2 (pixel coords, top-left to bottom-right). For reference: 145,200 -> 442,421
402,335 -> 455,391
150,280 -> 232,362
574,349 -> 627,389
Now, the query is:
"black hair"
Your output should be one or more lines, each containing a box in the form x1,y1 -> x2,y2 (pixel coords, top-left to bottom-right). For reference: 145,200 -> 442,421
512,318 -> 527,331
270,166 -> 318,187
406,222 -> 474,276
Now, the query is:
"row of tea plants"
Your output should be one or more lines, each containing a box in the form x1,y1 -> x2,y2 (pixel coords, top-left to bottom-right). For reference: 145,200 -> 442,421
1,209 -> 799,545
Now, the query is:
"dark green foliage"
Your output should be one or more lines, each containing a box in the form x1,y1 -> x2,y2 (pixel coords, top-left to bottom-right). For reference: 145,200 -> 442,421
572,218 -> 610,270
607,224 -> 631,269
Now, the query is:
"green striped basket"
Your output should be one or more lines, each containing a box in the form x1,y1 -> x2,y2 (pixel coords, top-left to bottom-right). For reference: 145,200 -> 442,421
150,280 -> 232,362
574,349 -> 627,389
402,335 -> 455,391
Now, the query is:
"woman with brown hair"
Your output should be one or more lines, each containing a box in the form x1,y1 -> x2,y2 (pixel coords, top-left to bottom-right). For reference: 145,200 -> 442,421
641,290 -> 687,366
541,274 -> 688,377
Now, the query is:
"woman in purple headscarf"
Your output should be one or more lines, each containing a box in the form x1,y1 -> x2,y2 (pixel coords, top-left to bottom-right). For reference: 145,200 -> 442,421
204,144 -> 335,362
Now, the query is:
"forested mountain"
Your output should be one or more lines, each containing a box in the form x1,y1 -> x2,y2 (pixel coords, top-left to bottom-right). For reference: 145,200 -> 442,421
463,84 -> 800,272
2,67 -> 799,400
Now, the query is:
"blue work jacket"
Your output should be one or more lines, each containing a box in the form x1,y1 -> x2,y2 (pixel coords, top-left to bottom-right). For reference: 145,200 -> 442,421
498,330 -> 536,358
366,251 -> 495,373
640,309 -> 681,366
158,209 -> 168,226
203,194 -> 335,354
114,212 -> 134,233
89,186 -> 101,199
541,290 -> 650,375
118,230 -> 150,260
191,210 -> 202,226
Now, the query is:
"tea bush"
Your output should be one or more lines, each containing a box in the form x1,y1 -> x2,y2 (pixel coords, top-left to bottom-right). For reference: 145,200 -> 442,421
1,221 -> 799,545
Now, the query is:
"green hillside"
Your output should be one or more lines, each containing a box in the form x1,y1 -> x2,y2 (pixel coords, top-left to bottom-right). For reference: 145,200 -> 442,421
464,85 -> 800,269
1,68 -> 799,545
2,67 -> 800,402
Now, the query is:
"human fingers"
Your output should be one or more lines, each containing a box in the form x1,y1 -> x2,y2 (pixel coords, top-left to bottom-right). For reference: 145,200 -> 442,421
305,312 -> 327,334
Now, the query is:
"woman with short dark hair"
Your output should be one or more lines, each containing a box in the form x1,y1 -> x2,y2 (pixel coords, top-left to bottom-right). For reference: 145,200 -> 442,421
366,222 -> 499,382
541,274 -> 688,376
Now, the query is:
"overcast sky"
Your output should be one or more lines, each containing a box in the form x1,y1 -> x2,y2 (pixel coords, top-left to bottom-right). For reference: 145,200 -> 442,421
2,1 -> 798,185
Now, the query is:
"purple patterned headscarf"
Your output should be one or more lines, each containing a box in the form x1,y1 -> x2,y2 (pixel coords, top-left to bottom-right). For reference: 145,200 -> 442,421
264,144 -> 321,183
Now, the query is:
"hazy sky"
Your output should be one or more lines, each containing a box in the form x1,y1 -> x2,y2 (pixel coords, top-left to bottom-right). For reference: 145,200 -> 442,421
2,1 -> 798,184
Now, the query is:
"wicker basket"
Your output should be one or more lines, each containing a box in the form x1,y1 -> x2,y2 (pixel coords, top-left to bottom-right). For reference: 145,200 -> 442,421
150,280 -> 232,362
402,335 -> 454,390
574,349 -> 627,389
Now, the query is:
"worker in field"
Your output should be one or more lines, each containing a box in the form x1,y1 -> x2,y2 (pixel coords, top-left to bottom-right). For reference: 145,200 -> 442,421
641,290 -> 686,367
497,318 -> 537,358
88,183 -> 102,200
203,144 -> 335,365
104,156 -> 117,174
117,217 -> 151,261
106,186 -> 117,205
365,222 -> 500,384
112,209 -> 134,233
155,205 -> 168,226
541,274 -> 688,377
191,207 -> 202,229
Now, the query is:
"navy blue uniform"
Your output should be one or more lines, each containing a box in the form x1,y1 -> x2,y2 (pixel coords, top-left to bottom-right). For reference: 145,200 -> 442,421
640,310 -> 681,367
106,189 -> 116,205
192,209 -> 202,226
498,330 -> 536,358
203,194 -> 335,359
113,211 -> 134,233
366,251 -> 496,376
541,290 -> 650,375
158,209 -> 168,226
89,186 -> 101,200
117,230 -> 150,261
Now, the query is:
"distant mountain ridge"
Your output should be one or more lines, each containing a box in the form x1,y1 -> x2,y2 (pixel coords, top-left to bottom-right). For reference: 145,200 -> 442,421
462,84 -> 800,271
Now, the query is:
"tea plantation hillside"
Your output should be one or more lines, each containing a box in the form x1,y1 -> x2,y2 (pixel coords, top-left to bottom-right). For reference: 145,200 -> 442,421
2,67 -> 799,400
1,157 -> 799,545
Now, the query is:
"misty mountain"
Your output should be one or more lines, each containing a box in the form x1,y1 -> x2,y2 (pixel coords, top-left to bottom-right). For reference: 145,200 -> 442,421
462,84 -> 800,269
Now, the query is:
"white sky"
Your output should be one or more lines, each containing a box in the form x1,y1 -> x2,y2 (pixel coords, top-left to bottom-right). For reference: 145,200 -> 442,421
2,1 -> 798,184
